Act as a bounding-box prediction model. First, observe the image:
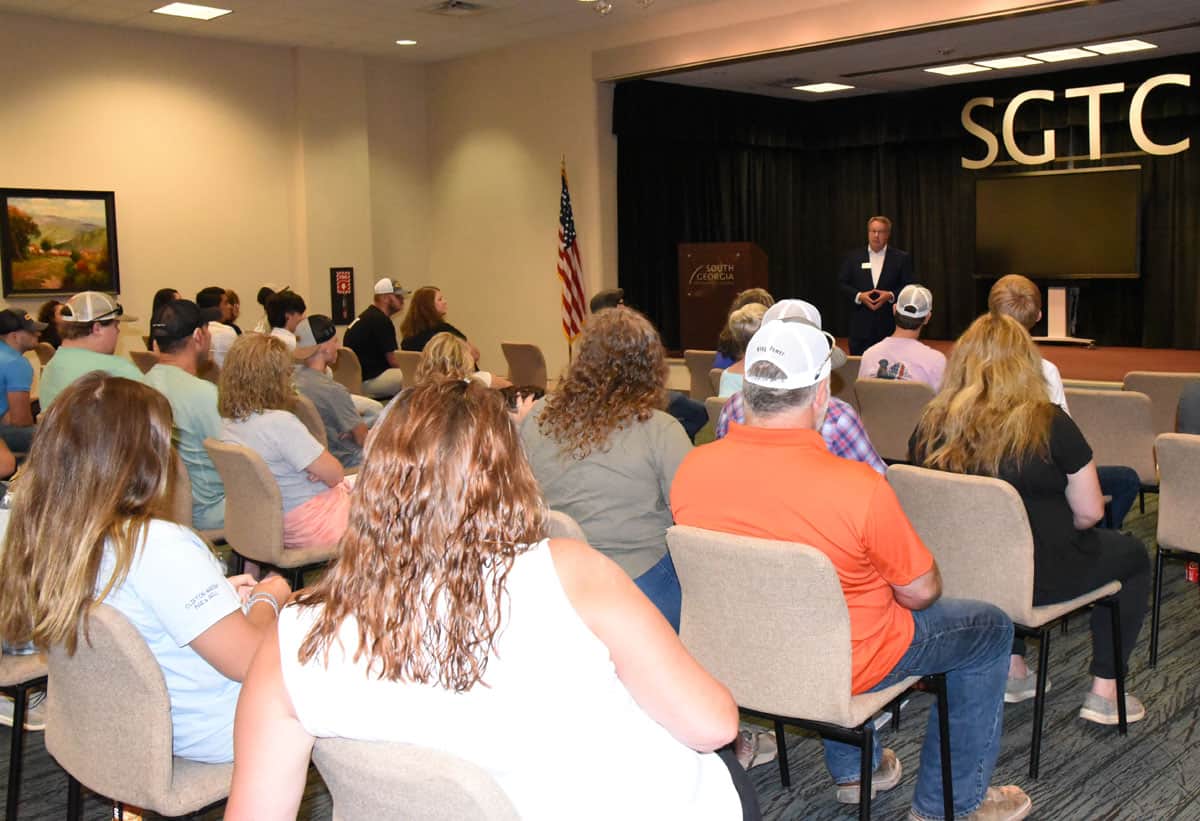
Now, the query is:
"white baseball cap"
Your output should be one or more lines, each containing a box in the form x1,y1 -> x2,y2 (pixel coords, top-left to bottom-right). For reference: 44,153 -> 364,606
373,278 -> 409,297
759,298 -> 846,369
744,320 -> 837,390
896,285 -> 933,319
62,291 -> 136,323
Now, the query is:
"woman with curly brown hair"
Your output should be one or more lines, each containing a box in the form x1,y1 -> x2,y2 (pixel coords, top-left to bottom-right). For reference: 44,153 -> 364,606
218,334 -> 350,549
227,379 -> 756,821
519,307 -> 691,630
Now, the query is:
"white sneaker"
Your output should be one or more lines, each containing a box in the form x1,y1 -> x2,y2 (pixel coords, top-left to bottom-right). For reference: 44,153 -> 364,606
0,690 -> 46,731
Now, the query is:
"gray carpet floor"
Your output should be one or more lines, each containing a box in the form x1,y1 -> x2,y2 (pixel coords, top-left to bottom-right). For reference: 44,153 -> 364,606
2,495 -> 1196,819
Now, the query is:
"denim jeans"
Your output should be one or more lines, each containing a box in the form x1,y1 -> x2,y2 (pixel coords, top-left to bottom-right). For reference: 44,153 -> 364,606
633,550 -> 682,633
1096,465 -> 1139,529
666,392 -> 707,443
823,598 -> 1012,819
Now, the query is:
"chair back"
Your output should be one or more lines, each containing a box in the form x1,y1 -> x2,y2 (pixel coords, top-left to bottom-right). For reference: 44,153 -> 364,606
667,525 -> 856,725
313,738 -> 519,821
291,394 -> 328,446
395,351 -> 422,389
1155,433 -> 1200,554
1064,388 -> 1157,485
204,438 -> 286,564
34,342 -> 55,366
332,347 -> 364,395
683,350 -> 717,400
545,510 -> 586,542
1122,371 -> 1200,436
887,464 -> 1037,623
708,368 -> 722,395
500,342 -> 548,390
830,355 -> 861,411
853,378 -> 935,463
704,396 -> 727,432
46,605 -> 183,809
130,349 -> 159,374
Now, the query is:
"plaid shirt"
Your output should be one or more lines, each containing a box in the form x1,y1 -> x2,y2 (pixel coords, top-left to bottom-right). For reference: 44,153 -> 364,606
715,393 -> 886,475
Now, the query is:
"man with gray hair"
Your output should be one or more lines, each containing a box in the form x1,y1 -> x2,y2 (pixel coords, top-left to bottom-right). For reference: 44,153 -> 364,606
671,319 -> 1029,821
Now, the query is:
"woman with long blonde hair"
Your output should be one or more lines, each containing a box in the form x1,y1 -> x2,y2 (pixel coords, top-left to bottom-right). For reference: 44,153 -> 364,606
0,373 -> 290,762
519,307 -> 690,630
226,379 -> 755,820
218,333 -> 350,549
910,313 -> 1150,725
415,331 -> 510,388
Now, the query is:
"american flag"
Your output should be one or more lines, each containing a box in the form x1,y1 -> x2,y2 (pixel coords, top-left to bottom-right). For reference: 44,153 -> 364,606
557,163 -> 588,343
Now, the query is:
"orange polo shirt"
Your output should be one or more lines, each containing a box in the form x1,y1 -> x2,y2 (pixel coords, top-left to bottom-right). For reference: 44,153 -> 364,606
670,423 -> 934,693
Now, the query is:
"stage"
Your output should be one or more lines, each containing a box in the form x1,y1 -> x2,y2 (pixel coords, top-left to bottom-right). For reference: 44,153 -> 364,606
914,340 -> 1200,384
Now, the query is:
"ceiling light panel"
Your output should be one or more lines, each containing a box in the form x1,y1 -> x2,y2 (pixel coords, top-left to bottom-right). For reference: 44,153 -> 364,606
975,56 -> 1042,69
1085,40 -> 1157,55
924,63 -> 992,76
792,82 -> 855,93
152,3 -> 232,20
1027,48 -> 1097,63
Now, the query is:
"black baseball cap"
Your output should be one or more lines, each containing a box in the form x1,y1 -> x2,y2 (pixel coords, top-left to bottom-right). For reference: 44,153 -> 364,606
149,299 -> 222,345
294,314 -> 337,359
0,310 -> 47,335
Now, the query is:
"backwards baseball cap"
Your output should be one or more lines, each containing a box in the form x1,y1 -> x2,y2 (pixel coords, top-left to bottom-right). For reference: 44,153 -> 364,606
760,298 -> 847,369
293,314 -> 337,360
896,284 -> 933,319
0,310 -> 47,335
373,278 -> 409,297
745,320 -> 838,390
150,299 -> 221,345
62,291 -> 136,323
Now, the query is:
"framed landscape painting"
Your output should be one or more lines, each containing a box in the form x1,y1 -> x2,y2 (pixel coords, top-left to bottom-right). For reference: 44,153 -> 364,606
0,188 -> 120,296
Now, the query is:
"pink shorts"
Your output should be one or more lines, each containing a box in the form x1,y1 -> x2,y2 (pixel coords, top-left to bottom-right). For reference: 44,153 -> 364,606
282,480 -> 352,548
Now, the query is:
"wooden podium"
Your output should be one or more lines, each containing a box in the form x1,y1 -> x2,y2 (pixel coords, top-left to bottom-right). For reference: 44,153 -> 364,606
678,242 -> 768,351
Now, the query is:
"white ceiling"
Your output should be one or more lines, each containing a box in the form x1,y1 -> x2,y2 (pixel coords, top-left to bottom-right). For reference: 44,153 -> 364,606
657,0 -> 1200,100
0,0 -> 719,61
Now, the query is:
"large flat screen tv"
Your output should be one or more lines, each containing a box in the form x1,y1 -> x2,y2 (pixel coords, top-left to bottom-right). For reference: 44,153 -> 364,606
975,166 -> 1141,280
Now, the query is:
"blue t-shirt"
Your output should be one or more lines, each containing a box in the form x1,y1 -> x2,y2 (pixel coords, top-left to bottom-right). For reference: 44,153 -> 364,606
0,340 -> 33,419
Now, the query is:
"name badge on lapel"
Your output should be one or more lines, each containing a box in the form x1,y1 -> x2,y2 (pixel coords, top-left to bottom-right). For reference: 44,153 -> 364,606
861,262 -> 872,269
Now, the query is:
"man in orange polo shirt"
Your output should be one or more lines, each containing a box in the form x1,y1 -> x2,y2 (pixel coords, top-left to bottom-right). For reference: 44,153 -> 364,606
671,318 -> 1028,821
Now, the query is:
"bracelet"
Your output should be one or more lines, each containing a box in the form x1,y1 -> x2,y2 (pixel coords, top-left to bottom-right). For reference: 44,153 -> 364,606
247,592 -> 280,618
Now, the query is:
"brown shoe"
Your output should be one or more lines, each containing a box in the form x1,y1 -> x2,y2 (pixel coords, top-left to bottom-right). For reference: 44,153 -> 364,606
909,785 -> 1032,821
835,748 -> 902,803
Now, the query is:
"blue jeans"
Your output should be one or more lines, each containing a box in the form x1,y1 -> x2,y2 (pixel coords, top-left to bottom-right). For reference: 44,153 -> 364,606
666,392 -> 707,443
823,599 -> 1012,819
633,551 -> 682,633
1096,465 -> 1139,529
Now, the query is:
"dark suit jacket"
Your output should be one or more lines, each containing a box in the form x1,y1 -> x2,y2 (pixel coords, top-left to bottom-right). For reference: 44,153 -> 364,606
837,246 -> 914,352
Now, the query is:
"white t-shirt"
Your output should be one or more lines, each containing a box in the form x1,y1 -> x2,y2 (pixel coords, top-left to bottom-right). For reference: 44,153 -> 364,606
858,336 -> 947,390
276,540 -> 740,820
220,410 -> 326,512
1041,358 -> 1069,414
96,520 -> 242,763
208,322 -> 238,369
269,327 -> 297,351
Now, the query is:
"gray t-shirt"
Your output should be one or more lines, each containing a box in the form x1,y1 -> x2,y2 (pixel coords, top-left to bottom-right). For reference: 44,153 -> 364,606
519,400 -> 691,579
293,365 -> 363,469
220,410 -> 326,513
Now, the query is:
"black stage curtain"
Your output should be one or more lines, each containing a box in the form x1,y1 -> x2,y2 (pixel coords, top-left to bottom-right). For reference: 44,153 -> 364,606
614,54 -> 1200,349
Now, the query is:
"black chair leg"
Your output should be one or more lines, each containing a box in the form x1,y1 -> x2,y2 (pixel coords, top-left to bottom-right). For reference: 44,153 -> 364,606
931,673 -> 954,821
5,685 -> 27,821
1108,598 -> 1128,735
1150,547 -> 1167,667
889,695 -> 902,731
1029,628 -> 1051,779
859,722 -> 873,821
1139,489 -> 1145,514
230,551 -> 245,575
773,718 -> 790,788
66,774 -> 82,821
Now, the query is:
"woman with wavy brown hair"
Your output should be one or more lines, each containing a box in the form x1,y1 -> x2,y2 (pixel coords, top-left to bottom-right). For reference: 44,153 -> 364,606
227,379 -> 756,821
910,313 -> 1150,726
519,307 -> 690,631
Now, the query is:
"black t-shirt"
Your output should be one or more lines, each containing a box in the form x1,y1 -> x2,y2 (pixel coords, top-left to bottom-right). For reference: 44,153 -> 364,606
401,321 -> 466,353
343,304 -> 398,381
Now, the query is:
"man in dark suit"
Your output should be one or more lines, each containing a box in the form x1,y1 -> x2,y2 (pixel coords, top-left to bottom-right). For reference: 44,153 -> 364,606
837,216 -> 915,355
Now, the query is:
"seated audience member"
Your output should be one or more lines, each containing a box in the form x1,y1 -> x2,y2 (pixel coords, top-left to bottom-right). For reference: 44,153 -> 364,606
197,286 -> 238,368
416,331 -> 510,388
988,275 -> 1140,528
224,289 -> 243,335
400,286 -> 480,362
519,308 -> 690,631
293,316 -> 367,470
910,313 -> 1150,722
149,289 -> 181,347
253,285 -> 278,334
0,310 -> 46,453
219,334 -> 350,548
266,289 -> 306,351
715,288 -> 774,369
718,303 -> 767,397
1179,381 -> 1200,434
343,278 -> 409,399
144,299 -> 227,530
589,287 -> 625,313
716,300 -> 886,474
0,373 -> 291,764
226,379 -> 754,821
36,300 -> 65,349
672,319 -> 1028,821
39,291 -> 143,410
858,284 -> 946,390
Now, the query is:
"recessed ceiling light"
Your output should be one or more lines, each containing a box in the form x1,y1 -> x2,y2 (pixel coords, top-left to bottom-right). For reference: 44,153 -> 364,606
151,2 -> 232,20
1085,39 -> 1157,55
924,63 -> 992,76
792,82 -> 855,93
1027,47 -> 1097,63
975,56 -> 1043,69
395,39 -> 418,45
